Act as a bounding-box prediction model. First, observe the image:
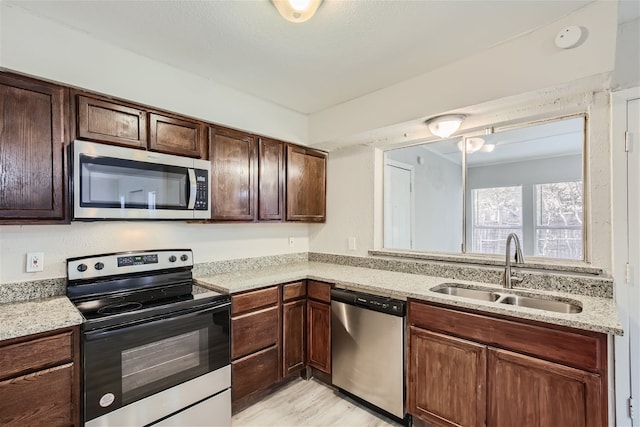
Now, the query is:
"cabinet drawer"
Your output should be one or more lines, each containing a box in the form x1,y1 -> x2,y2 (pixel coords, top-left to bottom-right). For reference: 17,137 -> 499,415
408,301 -> 605,373
307,281 -> 331,303
0,331 -> 73,380
77,95 -> 146,148
0,363 -> 73,426
232,286 -> 278,315
232,306 -> 279,359
231,345 -> 279,403
283,281 -> 306,302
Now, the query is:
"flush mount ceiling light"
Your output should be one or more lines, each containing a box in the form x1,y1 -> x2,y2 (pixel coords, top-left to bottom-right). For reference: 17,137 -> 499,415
425,114 -> 466,138
272,0 -> 323,23
456,138 -> 496,154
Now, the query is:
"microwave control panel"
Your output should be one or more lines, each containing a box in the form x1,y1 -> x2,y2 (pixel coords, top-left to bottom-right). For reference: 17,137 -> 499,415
194,169 -> 209,210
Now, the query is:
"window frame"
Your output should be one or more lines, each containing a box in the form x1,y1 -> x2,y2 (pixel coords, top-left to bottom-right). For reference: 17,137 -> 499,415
382,113 -> 588,263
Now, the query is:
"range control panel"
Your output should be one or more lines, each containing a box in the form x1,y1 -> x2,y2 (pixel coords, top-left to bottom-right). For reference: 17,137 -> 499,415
331,288 -> 406,317
67,249 -> 193,282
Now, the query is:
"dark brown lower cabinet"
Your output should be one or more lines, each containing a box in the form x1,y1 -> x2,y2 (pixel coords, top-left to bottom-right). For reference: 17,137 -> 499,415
306,299 -> 331,374
231,345 -> 279,404
408,327 -> 486,427
407,301 -> 607,427
488,348 -> 602,427
282,298 -> 306,376
0,327 -> 80,426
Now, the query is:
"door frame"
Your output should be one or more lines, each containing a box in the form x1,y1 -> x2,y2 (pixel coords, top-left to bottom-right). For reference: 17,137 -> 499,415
383,158 -> 415,250
612,86 -> 640,427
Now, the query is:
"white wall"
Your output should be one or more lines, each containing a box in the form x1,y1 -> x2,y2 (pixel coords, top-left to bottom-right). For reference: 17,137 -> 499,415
0,4 -> 307,145
612,18 -> 640,90
309,1 -> 618,146
386,146 -> 462,252
0,222 -> 309,282
308,145 -> 375,257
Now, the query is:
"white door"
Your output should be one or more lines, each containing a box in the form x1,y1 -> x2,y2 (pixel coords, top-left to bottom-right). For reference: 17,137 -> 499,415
628,97 -> 640,427
384,161 -> 413,249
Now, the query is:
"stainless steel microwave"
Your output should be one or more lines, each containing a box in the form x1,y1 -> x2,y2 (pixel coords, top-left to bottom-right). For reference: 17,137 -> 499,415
73,140 -> 210,220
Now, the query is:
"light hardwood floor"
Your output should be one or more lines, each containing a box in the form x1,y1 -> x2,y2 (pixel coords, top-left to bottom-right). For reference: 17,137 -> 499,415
232,378 -> 403,427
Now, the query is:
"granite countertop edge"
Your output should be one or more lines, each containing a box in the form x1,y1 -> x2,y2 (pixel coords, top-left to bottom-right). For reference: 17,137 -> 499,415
0,296 -> 84,342
195,261 -> 623,336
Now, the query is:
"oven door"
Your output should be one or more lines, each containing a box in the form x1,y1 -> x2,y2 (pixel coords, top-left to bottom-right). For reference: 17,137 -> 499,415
83,302 -> 230,424
73,140 -> 210,220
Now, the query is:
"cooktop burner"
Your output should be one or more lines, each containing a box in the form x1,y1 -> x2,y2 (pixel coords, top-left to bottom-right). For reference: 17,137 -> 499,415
66,249 -> 229,330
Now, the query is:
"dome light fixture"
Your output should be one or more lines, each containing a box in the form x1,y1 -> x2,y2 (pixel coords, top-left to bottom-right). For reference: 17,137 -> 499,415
272,0 -> 323,23
425,114 -> 466,138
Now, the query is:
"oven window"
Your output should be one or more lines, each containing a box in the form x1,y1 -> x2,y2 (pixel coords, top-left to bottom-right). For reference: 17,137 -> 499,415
121,329 -> 206,396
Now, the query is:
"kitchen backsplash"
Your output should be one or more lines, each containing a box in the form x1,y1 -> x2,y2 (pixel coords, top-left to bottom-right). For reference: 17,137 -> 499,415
0,251 -> 613,304
308,252 -> 613,298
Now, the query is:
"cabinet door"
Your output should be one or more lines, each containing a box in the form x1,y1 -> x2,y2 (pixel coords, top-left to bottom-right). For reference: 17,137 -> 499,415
487,348 -> 604,427
0,74 -> 67,222
77,94 -> 146,148
149,113 -> 205,158
408,326 -> 486,427
209,127 -> 257,221
306,300 -> 331,374
286,145 -> 326,222
282,299 -> 305,376
258,138 -> 285,221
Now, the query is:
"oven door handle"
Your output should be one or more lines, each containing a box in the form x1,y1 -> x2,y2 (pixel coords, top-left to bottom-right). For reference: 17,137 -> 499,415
84,302 -> 229,341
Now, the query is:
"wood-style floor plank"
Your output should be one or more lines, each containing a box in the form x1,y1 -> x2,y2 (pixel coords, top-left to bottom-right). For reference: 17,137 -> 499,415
232,378 -> 402,427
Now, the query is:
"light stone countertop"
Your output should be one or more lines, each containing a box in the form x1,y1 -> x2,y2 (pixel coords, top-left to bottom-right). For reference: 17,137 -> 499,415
195,261 -> 623,336
0,296 -> 84,341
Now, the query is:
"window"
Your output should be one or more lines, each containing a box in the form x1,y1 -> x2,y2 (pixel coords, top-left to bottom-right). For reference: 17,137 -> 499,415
535,181 -> 583,259
472,186 -> 522,255
383,116 -> 585,261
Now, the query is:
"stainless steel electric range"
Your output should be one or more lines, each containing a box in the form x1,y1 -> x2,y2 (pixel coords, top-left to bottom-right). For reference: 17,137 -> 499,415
66,249 -> 231,427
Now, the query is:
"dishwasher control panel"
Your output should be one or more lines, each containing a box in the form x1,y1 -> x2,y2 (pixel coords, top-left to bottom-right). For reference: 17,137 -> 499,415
332,288 -> 406,316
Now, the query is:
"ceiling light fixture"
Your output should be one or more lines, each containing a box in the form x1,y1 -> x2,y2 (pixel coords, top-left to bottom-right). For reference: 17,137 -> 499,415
457,137 -> 485,154
425,114 -> 466,138
272,0 -> 323,23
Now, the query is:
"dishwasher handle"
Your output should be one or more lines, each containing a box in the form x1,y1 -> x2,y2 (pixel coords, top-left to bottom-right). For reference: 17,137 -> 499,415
331,288 -> 406,317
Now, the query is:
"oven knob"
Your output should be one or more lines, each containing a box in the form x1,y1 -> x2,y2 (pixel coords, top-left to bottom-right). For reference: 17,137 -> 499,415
94,262 -> 104,270
180,254 -> 189,262
169,255 -> 177,262
77,263 -> 87,272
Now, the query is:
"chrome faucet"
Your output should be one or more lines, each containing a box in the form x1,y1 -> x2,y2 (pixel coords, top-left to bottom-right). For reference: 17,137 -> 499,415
504,233 -> 524,289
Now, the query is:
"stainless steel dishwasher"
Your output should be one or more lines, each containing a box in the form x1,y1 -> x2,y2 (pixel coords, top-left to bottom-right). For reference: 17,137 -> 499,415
331,288 -> 408,423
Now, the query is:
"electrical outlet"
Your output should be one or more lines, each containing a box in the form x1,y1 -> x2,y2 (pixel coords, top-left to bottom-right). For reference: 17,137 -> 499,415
26,252 -> 45,272
288,237 -> 295,248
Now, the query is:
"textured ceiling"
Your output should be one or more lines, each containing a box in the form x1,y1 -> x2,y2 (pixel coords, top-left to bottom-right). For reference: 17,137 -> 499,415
9,0 -> 594,114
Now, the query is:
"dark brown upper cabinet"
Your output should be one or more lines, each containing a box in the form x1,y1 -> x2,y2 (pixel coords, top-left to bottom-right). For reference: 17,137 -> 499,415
258,138 -> 285,221
0,73 -> 67,223
286,145 -> 327,222
74,92 -> 205,158
209,127 -> 257,221
149,113 -> 205,159
77,95 -> 146,149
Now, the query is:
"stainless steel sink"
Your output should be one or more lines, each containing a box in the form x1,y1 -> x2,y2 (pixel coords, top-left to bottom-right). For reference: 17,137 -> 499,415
498,295 -> 582,314
432,286 -> 501,302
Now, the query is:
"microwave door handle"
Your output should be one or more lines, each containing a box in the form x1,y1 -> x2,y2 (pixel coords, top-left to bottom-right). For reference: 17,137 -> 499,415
187,169 -> 197,210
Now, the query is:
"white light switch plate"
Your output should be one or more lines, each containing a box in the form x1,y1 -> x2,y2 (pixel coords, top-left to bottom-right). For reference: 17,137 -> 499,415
26,252 -> 45,272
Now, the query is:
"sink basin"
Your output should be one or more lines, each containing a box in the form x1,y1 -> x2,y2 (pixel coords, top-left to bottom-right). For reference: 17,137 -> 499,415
433,286 -> 501,302
499,295 -> 582,314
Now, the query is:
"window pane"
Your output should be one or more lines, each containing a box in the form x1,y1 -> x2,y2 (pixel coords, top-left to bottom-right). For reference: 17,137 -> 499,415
535,181 -> 583,259
472,186 -> 522,255
536,229 -> 582,259
536,182 -> 583,227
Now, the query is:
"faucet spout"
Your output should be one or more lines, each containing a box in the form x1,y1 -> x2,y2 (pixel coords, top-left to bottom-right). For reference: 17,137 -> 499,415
504,233 -> 524,289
